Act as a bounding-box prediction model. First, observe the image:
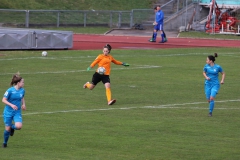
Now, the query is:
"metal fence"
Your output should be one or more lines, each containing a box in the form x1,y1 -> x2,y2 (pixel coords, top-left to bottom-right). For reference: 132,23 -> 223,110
0,9 -> 132,28
0,28 -> 73,50
0,0 -> 194,29
0,0 -> 239,30
132,0 -> 195,27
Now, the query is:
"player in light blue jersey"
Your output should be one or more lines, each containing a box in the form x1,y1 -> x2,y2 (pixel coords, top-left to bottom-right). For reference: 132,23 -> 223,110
203,53 -> 225,117
2,73 -> 26,148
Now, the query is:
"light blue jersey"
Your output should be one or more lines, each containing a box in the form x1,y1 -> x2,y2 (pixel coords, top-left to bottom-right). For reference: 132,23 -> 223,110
203,63 -> 224,115
3,87 -> 25,115
203,63 -> 223,85
2,86 -> 25,146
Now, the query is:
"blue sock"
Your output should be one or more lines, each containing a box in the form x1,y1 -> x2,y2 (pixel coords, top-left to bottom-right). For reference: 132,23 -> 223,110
11,124 -> 17,130
3,130 -> 10,144
161,34 -> 164,42
209,100 -> 215,113
153,32 -> 157,40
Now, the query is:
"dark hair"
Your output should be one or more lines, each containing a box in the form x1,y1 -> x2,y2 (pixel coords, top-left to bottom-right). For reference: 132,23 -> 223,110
104,44 -> 112,53
208,53 -> 218,62
10,73 -> 22,86
154,5 -> 161,10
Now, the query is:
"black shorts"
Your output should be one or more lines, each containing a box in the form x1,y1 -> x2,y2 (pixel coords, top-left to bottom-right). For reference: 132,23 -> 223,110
92,72 -> 110,85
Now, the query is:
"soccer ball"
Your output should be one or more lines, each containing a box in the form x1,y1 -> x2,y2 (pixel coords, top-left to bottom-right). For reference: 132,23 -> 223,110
42,51 -> 48,57
97,67 -> 106,75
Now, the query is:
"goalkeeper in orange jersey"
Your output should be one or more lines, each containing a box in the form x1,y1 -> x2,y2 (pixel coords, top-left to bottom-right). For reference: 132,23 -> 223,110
83,44 -> 129,105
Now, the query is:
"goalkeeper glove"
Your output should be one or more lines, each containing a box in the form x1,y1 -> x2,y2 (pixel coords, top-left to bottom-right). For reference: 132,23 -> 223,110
122,62 -> 130,67
87,67 -> 91,71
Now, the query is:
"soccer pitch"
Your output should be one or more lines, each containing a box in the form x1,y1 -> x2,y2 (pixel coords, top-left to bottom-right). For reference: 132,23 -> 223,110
0,47 -> 240,160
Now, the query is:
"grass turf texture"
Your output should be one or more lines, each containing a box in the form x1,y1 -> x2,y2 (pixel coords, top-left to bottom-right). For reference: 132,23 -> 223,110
0,0 -> 156,10
0,47 -> 240,160
31,27 -> 111,34
0,0 -> 156,27
179,31 -> 240,40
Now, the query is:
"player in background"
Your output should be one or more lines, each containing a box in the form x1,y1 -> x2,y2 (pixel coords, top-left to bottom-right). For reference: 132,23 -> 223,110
203,53 -> 225,117
150,6 -> 167,42
83,44 -> 129,105
149,5 -> 166,43
2,73 -> 26,148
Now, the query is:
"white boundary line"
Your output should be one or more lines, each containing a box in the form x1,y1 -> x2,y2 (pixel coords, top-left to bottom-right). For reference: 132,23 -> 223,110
1,52 -> 239,116
1,52 -> 239,61
0,65 -> 161,75
0,99 -> 236,117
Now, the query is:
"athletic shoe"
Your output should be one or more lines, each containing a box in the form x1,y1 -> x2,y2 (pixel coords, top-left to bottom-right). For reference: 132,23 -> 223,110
159,41 -> 165,43
164,37 -> 168,42
208,112 -> 212,117
83,82 -> 89,89
149,39 -> 156,42
10,127 -> 14,136
108,99 -> 116,105
2,143 -> 7,148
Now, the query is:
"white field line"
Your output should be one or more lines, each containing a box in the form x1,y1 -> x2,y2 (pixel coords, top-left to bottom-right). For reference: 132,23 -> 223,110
0,99 -> 237,117
0,54 -> 210,60
1,52 -> 239,60
0,65 -> 161,75
1,52 -> 239,61
0,54 -> 188,61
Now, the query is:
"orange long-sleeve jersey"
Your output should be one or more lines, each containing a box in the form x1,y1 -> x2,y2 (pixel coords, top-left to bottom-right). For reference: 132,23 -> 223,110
90,54 -> 123,75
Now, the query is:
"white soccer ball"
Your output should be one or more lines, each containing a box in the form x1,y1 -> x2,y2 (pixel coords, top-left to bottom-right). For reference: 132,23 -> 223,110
97,67 -> 106,75
42,51 -> 48,57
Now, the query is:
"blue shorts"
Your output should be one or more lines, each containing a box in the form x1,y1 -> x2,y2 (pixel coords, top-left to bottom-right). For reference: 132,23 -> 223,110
154,23 -> 164,31
3,111 -> 22,127
205,83 -> 220,99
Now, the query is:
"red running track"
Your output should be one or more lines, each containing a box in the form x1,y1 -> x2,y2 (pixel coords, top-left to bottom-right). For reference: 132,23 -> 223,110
72,34 -> 240,50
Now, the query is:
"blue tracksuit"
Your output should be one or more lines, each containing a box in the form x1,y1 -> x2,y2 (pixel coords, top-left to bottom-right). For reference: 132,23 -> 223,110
153,10 -> 164,42
154,10 -> 164,31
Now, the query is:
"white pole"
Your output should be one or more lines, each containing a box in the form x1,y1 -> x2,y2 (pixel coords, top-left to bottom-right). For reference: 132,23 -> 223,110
222,24 -> 223,32
212,0 -> 216,34
185,0 -> 188,31
238,25 -> 239,33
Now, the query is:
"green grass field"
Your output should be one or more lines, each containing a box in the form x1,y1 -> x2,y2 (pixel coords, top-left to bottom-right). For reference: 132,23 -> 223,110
0,47 -> 240,160
179,31 -> 240,40
1,0 -> 156,10
0,0 -> 156,28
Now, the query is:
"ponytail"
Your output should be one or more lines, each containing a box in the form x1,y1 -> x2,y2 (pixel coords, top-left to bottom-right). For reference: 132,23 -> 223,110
104,44 -> 112,53
208,53 -> 218,62
10,73 -> 22,86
